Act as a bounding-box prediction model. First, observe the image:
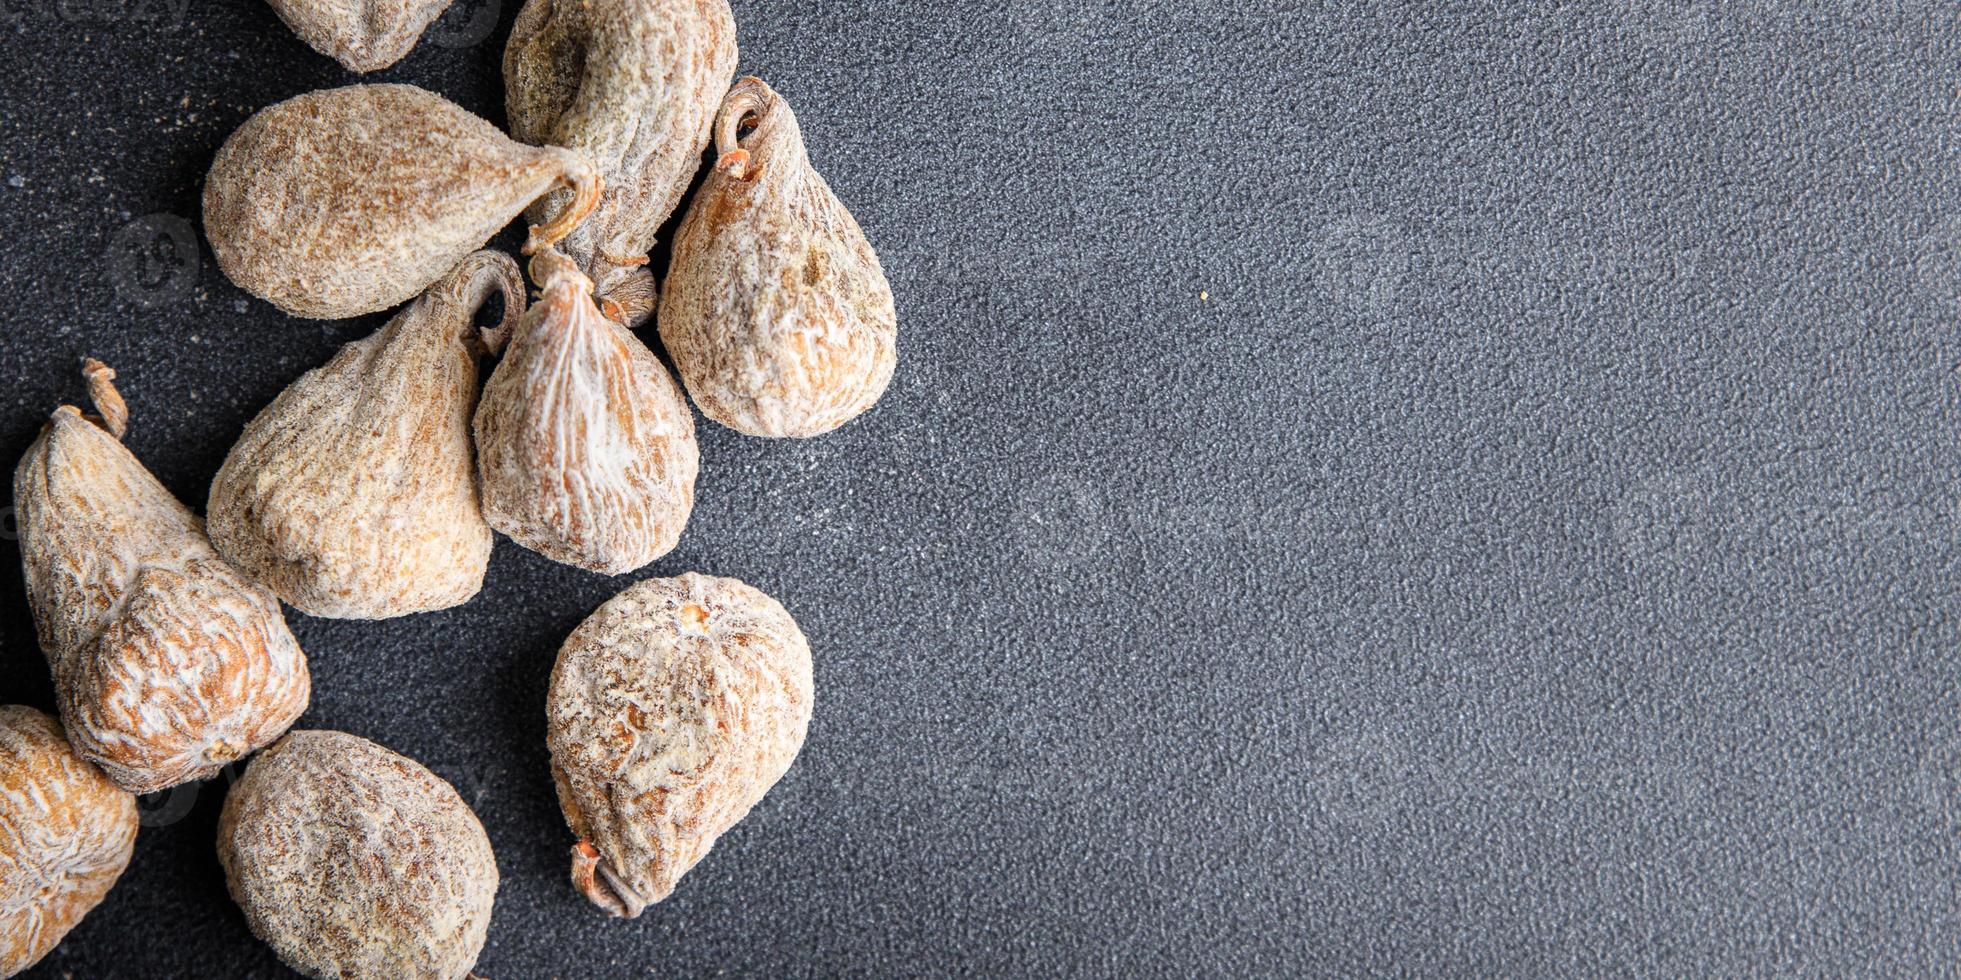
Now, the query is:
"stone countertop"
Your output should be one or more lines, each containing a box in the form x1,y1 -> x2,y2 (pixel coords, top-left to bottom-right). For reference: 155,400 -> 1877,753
0,1 -> 1958,976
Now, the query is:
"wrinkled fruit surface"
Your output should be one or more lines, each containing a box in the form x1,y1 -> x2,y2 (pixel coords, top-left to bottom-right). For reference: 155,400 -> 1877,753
474,248 -> 698,574
505,0 -> 736,326
14,362 -> 311,794
547,572 -> 813,916
204,83 -> 600,319
0,706 -> 138,979
209,250 -> 525,620
659,76 -> 897,438
218,730 -> 498,980
266,0 -> 457,72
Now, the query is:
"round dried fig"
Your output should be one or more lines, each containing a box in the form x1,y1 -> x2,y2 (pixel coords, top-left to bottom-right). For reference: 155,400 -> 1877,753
204,83 -> 601,319
217,730 -> 498,980
14,362 -> 312,794
267,0 -> 457,72
473,247 -> 698,574
0,705 -> 138,978
504,0 -> 737,326
548,573 -> 813,916
208,250 -> 525,619
658,77 -> 897,438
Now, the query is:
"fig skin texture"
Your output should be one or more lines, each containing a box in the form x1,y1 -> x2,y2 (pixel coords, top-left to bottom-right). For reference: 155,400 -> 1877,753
0,705 -> 138,979
267,0 -> 457,72
13,362 -> 312,795
473,247 -> 699,575
504,0 -> 737,326
217,730 -> 498,980
658,77 -> 898,438
207,250 -> 526,620
204,83 -> 600,320
548,573 -> 814,917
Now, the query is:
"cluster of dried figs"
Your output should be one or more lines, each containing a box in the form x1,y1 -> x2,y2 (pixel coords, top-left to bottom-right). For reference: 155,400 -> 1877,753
1,0 -> 881,974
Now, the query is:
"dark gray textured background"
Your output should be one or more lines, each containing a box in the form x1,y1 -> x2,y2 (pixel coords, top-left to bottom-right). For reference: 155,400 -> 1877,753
1,0 -> 1958,976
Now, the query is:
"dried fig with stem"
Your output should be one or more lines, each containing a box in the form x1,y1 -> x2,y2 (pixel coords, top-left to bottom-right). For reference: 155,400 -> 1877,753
267,0 -> 457,72
218,730 -> 498,980
0,705 -> 138,978
205,83 -> 601,320
13,361 -> 312,794
548,573 -> 813,916
504,0 -> 737,326
473,247 -> 698,574
659,77 -> 898,438
208,250 -> 526,620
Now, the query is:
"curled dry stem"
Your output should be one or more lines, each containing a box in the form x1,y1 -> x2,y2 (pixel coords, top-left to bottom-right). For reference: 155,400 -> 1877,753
81,358 -> 128,439
443,251 -> 529,355
524,151 -> 604,255
526,246 -> 591,296
713,80 -> 770,180
571,839 -> 646,919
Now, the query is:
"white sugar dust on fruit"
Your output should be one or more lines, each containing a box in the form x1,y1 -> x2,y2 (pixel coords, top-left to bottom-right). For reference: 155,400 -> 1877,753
547,573 -> 814,916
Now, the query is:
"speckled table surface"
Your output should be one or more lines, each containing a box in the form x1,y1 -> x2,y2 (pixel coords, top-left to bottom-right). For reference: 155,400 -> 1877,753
1,2 -> 1959,977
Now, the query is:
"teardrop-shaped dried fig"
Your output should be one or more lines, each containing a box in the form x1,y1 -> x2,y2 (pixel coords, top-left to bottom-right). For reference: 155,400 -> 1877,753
205,83 -> 601,320
13,362 -> 312,794
208,251 -> 525,620
218,730 -> 498,980
658,77 -> 897,438
473,248 -> 698,574
267,0 -> 457,72
504,0 -> 736,326
0,705 -> 138,978
547,573 -> 813,916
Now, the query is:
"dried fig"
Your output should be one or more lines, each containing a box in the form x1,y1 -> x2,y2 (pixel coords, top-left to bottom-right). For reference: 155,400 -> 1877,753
658,77 -> 897,438
547,573 -> 813,916
267,0 -> 457,72
473,247 -> 698,574
504,0 -> 737,326
218,730 -> 497,980
13,361 -> 312,794
0,705 -> 138,979
208,251 -> 525,620
204,83 -> 602,319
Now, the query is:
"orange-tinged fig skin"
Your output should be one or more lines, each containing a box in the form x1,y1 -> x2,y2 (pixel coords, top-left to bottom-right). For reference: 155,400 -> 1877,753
0,706 -> 138,979
14,366 -> 311,795
266,0 -> 457,72
658,77 -> 897,438
208,251 -> 525,620
505,0 -> 737,325
204,83 -> 599,320
547,573 -> 813,916
218,731 -> 498,980
474,249 -> 699,574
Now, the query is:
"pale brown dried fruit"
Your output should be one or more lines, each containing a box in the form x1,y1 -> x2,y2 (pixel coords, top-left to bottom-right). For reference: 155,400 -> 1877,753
504,0 -> 737,326
547,573 -> 813,916
13,362 -> 311,795
267,0 -> 457,72
658,77 -> 898,438
207,251 -> 525,620
204,83 -> 601,320
218,730 -> 497,980
473,247 -> 698,574
0,705 -> 138,979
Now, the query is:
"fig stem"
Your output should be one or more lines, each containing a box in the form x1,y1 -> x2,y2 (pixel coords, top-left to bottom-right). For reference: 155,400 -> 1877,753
715,149 -> 751,178
81,359 -> 127,439
448,251 -> 527,355
524,152 -> 603,256
713,80 -> 770,180
571,839 -> 644,918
